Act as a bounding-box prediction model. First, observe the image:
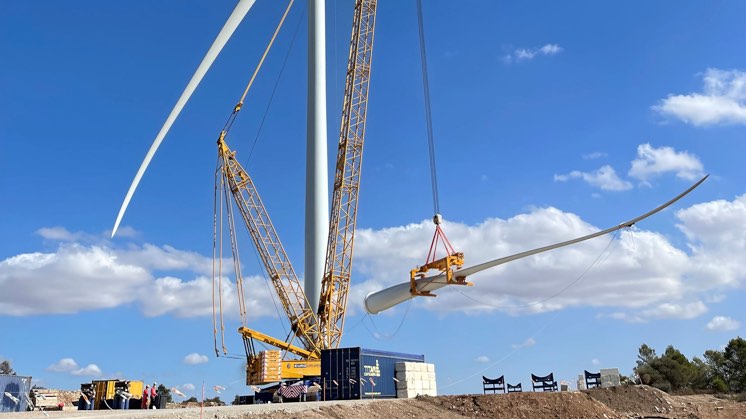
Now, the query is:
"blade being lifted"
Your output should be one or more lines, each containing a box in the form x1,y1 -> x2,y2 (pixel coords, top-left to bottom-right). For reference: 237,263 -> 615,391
111,0 -> 257,238
364,174 -> 709,314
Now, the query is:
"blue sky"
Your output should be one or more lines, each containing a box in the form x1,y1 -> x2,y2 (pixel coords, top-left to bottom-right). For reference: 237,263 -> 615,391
2,0 -> 746,398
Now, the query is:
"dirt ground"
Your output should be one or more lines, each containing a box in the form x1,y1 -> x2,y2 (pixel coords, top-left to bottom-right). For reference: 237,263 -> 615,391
264,386 -> 746,419
11,385 -> 745,419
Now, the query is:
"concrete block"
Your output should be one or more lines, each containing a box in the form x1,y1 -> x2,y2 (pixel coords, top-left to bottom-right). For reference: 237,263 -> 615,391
397,389 -> 416,399
577,379 -> 586,390
400,379 -> 419,390
397,362 -> 419,372
426,363 -> 435,373
599,368 -> 620,376
395,371 -> 407,381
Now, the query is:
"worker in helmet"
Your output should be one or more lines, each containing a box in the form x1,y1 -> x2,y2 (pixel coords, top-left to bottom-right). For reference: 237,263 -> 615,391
142,385 -> 150,410
150,383 -> 158,409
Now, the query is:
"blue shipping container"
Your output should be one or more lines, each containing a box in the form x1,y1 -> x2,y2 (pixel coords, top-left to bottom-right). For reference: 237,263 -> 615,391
0,374 -> 32,413
321,347 -> 424,400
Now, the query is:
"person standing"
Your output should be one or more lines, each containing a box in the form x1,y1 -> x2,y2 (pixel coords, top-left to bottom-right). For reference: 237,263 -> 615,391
150,383 -> 158,409
142,385 -> 150,410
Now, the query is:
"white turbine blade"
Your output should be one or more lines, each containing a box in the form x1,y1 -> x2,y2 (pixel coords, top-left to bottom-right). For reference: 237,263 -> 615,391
112,0 -> 257,238
364,174 -> 709,314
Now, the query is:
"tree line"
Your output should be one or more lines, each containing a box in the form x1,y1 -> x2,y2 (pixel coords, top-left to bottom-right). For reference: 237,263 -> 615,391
634,336 -> 745,393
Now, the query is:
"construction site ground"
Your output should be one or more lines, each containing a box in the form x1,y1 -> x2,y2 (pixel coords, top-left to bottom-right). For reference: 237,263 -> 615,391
9,386 -> 745,419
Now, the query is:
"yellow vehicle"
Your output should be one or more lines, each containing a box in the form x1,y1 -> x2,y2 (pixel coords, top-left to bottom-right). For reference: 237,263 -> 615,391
89,379 -> 143,409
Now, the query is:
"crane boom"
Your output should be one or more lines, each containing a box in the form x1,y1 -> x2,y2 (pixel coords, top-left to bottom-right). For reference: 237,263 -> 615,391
218,135 -> 321,356
318,0 -> 377,348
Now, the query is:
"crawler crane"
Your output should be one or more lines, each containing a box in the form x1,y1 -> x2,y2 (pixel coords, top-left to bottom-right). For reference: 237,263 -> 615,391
213,0 -> 378,384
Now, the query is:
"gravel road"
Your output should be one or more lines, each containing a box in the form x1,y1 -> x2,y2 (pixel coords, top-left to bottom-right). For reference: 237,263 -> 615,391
4,399 -> 381,419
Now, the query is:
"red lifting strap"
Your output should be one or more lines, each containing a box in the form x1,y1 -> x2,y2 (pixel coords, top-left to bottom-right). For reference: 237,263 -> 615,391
425,225 -> 456,265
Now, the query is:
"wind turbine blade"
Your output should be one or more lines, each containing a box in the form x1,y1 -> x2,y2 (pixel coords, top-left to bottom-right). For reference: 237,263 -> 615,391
364,174 -> 709,314
112,0 -> 258,238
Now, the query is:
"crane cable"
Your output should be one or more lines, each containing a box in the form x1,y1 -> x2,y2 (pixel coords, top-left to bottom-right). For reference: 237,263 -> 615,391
416,0 -> 440,217
246,3 -> 306,163
416,0 -> 457,273
211,0 -> 294,357
222,0 -> 296,135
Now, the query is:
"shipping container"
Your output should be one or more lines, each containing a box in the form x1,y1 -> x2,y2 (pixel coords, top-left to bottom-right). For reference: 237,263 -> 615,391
321,347 -> 424,400
0,374 -> 32,413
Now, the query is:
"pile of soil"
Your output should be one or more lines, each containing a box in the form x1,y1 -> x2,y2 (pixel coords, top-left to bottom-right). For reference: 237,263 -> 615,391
254,386 -> 746,419
17,386 -> 744,419
584,385 -> 676,416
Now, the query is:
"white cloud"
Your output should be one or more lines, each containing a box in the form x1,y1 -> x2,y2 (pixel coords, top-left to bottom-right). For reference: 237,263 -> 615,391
645,301 -> 708,320
609,301 -> 708,323
628,144 -> 704,182
591,358 -> 600,366
582,152 -> 607,160
106,226 -> 139,239
653,68 -> 746,126
71,364 -> 102,377
140,276 -> 234,318
183,353 -> 209,365
36,227 -> 86,241
47,358 -> 101,377
5,190 -> 746,326
47,358 -> 79,373
37,226 -> 140,242
706,316 -> 740,332
0,241 -> 263,318
351,192 -> 746,322
0,244 -> 150,315
182,383 -> 196,391
504,43 -> 563,63
116,244 -> 217,276
676,194 -> 746,289
556,144 -> 703,191
512,338 -> 536,349
475,355 -> 490,363
554,165 -> 633,191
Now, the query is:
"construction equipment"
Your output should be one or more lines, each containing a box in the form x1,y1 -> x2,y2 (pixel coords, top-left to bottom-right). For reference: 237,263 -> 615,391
213,0 -> 378,384
87,379 -> 143,410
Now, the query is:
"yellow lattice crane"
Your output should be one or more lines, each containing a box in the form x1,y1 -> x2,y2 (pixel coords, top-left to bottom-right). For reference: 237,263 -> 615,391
213,0 -> 378,384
